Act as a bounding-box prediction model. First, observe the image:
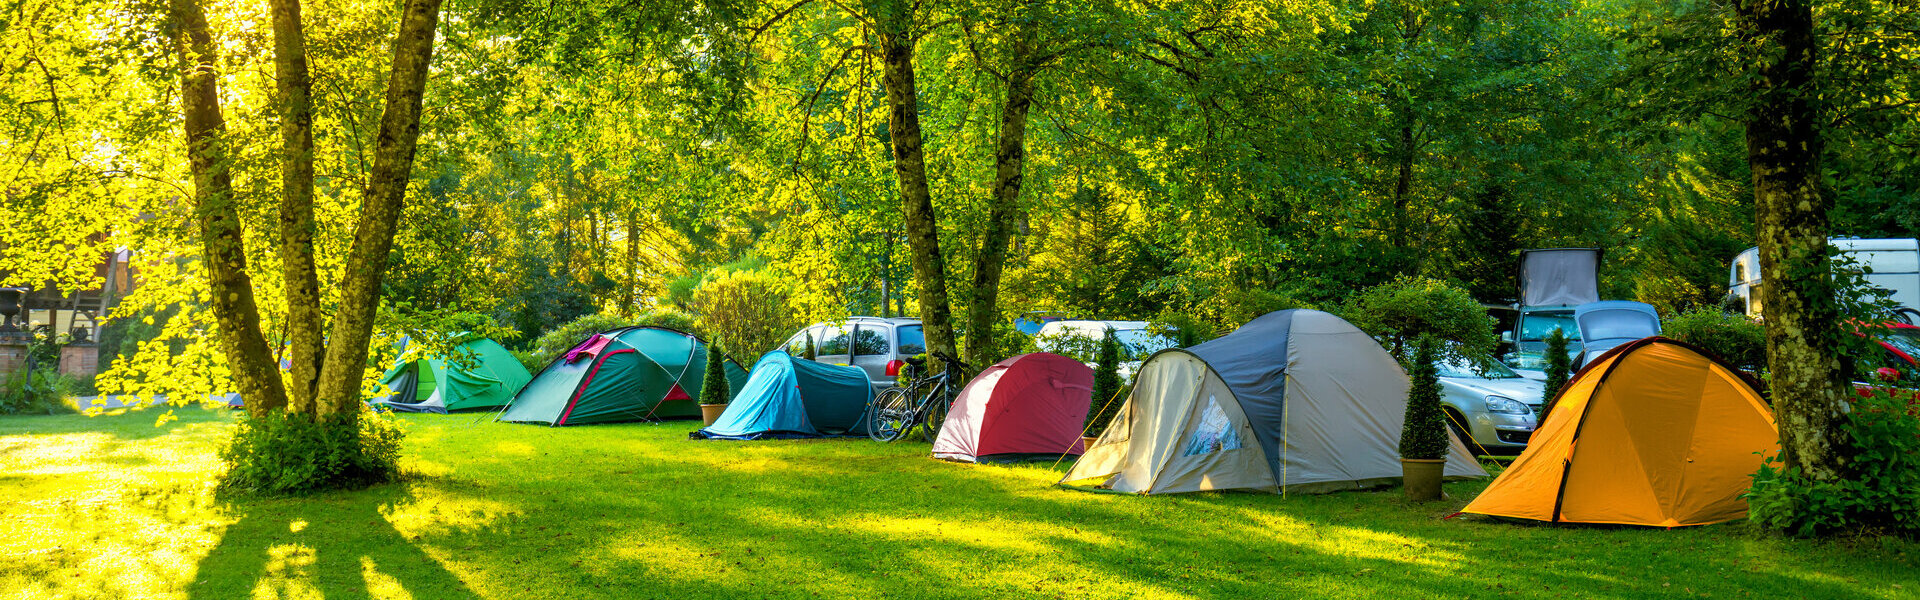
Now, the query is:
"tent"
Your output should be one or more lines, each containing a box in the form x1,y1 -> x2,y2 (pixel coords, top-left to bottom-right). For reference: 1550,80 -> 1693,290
692,350 -> 875,439
932,353 -> 1093,463
372,336 -> 531,414
1061,309 -> 1486,495
1460,337 -> 1777,527
499,326 -> 749,426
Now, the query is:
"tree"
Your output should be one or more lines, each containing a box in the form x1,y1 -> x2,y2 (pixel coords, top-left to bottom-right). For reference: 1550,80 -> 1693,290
164,0 -> 448,490
1541,328 -> 1571,421
1087,328 -> 1122,435
1735,0 -> 1851,482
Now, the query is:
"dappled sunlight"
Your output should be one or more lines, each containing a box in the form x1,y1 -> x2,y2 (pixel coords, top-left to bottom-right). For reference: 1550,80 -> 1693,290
248,544 -> 322,600
361,556 -> 417,600
380,482 -> 521,538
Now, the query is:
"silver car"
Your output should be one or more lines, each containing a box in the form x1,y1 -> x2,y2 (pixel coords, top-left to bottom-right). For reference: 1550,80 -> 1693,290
1438,360 -> 1544,454
779,317 -> 925,389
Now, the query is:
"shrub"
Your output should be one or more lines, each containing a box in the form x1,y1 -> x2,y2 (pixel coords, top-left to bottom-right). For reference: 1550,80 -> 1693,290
1342,276 -> 1496,367
803,332 -> 816,360
0,366 -> 79,415
690,269 -> 800,364
1747,390 -> 1920,536
1087,330 -> 1125,436
1399,336 -> 1448,460
1541,328 -> 1571,421
1663,308 -> 1767,373
528,313 -> 636,366
700,337 -> 732,405
218,408 -> 404,495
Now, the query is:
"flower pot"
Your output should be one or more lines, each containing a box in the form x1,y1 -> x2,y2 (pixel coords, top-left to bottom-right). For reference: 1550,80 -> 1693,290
1401,458 -> 1446,502
699,403 -> 727,427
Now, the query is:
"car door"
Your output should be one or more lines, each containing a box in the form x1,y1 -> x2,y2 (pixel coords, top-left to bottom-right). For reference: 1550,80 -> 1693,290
849,324 -> 890,387
815,324 -> 852,366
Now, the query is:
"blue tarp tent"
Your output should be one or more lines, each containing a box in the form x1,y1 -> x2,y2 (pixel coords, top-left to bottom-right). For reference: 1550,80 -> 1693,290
692,351 -> 876,440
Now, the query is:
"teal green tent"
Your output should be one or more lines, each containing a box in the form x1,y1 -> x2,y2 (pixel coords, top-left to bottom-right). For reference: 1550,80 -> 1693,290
499,326 -> 749,426
372,336 -> 531,414
692,350 -> 875,439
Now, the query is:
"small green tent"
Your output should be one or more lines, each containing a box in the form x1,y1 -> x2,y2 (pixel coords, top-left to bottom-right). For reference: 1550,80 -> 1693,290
372,336 -> 531,414
498,326 -> 749,426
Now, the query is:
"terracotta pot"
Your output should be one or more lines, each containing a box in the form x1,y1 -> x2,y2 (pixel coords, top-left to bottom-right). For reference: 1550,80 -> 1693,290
699,403 -> 727,427
1401,458 -> 1446,502
1081,436 -> 1099,450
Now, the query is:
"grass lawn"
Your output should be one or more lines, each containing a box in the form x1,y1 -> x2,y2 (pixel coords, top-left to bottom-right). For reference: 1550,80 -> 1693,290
2,408 -> 1916,599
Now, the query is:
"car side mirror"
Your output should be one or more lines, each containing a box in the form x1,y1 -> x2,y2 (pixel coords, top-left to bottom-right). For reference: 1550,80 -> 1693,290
1500,331 -> 1514,344
1875,367 -> 1902,382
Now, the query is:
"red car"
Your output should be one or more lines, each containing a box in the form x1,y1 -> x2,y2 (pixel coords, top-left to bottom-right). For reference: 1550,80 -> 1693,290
1857,322 -> 1920,400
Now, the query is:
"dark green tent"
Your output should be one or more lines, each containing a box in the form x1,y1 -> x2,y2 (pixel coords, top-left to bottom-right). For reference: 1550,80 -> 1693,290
498,326 -> 749,426
372,335 -> 531,414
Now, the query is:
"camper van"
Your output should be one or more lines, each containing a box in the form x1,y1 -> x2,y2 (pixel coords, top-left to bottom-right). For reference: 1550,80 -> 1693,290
1502,248 -> 1602,377
1729,238 -> 1920,324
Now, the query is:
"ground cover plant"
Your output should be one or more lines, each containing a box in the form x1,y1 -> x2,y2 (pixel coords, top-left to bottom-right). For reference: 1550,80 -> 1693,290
3,409 -> 1915,599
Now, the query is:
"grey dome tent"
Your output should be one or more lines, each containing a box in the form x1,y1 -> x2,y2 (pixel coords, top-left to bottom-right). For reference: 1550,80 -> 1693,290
1062,309 -> 1486,494
372,335 -> 531,414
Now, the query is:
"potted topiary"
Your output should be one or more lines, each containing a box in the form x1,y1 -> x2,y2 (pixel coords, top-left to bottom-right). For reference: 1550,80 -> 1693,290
699,337 -> 733,426
1084,329 -> 1124,448
1400,336 -> 1449,501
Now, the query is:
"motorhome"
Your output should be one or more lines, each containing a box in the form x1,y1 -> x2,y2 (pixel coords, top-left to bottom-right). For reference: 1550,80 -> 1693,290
1729,238 -> 1920,324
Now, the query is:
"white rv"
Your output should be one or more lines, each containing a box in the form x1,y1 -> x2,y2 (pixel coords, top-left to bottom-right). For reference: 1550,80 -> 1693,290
1729,238 -> 1920,323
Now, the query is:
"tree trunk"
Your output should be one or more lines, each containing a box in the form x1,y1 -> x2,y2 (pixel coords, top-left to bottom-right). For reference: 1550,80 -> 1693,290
625,206 -> 641,316
270,0 -> 325,414
171,0 -> 289,416
964,25 -> 1037,366
1737,0 -> 1849,481
877,21 -> 959,368
313,0 -> 445,416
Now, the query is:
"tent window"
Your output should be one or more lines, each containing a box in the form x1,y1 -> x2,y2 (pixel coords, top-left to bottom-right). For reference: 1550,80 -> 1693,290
1183,395 -> 1242,456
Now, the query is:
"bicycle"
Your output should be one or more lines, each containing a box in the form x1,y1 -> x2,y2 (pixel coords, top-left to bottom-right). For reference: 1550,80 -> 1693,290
868,351 -> 968,442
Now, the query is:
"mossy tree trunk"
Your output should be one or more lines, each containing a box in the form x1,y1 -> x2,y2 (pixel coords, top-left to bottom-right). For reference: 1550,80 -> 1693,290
874,3 -> 959,371
270,0 -> 325,414
170,0 -> 290,417
1736,0 -> 1850,481
964,14 -> 1037,367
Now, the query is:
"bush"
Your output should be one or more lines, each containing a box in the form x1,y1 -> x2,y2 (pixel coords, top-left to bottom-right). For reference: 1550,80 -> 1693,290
218,408 -> 405,495
1342,276 -> 1496,367
1663,308 -> 1767,373
1149,312 -> 1213,348
1748,390 -> 1920,536
700,337 -> 732,405
526,308 -> 705,367
0,367 -> 79,415
691,269 -> 800,364
1399,337 -> 1448,460
1541,328 -> 1572,421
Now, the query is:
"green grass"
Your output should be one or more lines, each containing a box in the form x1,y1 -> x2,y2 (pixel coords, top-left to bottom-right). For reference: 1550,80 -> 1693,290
3,408 -> 1917,599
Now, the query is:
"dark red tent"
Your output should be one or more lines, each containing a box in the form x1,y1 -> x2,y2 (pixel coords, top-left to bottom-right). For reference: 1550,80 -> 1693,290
932,353 -> 1093,462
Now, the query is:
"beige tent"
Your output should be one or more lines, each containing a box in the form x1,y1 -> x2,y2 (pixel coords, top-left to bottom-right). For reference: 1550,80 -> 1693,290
1062,309 -> 1486,494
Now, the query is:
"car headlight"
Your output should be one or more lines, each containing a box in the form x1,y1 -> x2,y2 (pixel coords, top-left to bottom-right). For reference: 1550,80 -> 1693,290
1485,395 -> 1530,415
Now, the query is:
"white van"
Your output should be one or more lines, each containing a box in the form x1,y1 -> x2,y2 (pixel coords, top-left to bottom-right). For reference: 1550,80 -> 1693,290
1729,238 -> 1920,323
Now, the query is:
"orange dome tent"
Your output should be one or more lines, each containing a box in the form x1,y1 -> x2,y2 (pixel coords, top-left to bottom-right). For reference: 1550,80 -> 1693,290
1460,337 -> 1777,527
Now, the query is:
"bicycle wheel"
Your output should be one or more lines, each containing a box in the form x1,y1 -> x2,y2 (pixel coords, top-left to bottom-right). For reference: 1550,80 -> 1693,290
868,387 -> 914,442
916,381 -> 952,443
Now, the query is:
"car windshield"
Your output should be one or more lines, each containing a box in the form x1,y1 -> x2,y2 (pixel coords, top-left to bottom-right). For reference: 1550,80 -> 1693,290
1115,329 -> 1176,358
1519,313 -> 1581,342
1580,310 -> 1659,341
896,325 -> 925,356
1437,360 -> 1522,379
1883,328 -> 1920,362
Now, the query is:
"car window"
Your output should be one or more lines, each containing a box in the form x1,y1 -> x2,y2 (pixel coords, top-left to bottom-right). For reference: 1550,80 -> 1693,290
853,326 -> 888,356
784,329 -> 814,356
818,325 -> 851,355
896,325 -> 925,356
1882,329 -> 1920,362
1519,314 -> 1581,342
1580,310 -> 1659,341
1115,329 -> 1176,360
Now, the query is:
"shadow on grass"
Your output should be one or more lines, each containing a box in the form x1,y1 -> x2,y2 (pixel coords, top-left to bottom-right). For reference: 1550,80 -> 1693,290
187,482 -> 480,600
